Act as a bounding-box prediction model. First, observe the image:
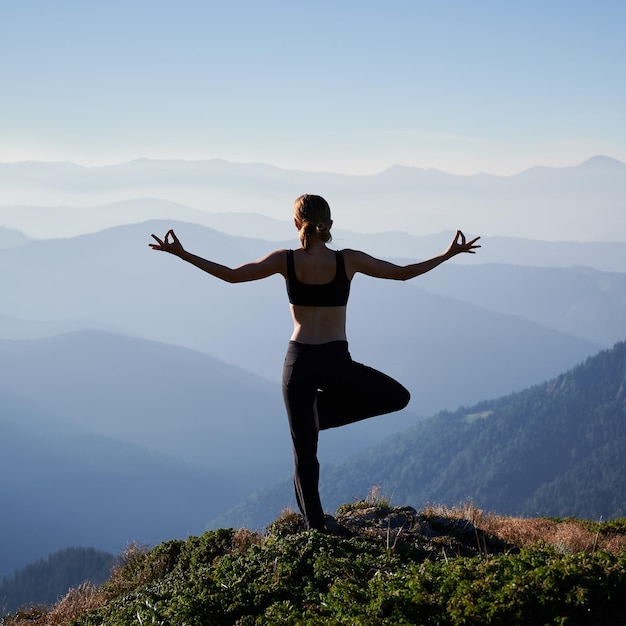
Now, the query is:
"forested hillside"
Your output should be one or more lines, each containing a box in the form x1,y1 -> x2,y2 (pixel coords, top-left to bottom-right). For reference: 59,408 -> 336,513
214,339 -> 626,529
0,548 -> 114,617
346,339 -> 626,519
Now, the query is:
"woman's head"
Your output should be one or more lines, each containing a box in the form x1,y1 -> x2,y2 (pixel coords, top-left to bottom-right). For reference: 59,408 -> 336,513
293,194 -> 332,248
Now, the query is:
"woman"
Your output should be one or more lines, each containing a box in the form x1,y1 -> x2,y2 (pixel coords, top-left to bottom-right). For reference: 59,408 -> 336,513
150,194 -> 480,532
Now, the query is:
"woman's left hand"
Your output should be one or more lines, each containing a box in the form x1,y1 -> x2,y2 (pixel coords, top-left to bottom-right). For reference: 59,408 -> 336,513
149,229 -> 185,256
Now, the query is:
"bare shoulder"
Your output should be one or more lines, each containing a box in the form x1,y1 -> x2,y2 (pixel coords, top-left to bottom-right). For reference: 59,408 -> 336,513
271,248 -> 291,277
341,248 -> 377,278
234,248 -> 289,281
263,248 -> 289,271
342,248 -> 380,264
267,248 -> 289,259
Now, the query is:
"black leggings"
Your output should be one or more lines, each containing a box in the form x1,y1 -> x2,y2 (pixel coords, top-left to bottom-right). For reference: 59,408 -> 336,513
282,340 -> 410,531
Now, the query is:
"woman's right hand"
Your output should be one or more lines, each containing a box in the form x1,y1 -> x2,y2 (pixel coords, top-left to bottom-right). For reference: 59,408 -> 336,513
445,230 -> 481,257
149,229 -> 185,256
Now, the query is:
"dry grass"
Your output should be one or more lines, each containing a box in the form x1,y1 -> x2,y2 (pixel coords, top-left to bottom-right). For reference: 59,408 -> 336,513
422,500 -> 487,528
38,583 -> 101,626
231,527 -> 263,552
103,541 -> 153,596
2,583 -> 103,626
422,501 -> 626,556
482,515 -> 626,555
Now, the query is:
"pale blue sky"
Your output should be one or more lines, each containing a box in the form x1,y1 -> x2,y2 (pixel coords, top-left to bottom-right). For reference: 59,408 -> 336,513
1,0 -> 625,174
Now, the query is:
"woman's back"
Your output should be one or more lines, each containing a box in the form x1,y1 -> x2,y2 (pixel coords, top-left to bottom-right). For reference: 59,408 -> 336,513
287,245 -> 350,345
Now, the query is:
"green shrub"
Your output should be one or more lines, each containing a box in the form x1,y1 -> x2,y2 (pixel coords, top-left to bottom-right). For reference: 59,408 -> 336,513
5,507 -> 625,626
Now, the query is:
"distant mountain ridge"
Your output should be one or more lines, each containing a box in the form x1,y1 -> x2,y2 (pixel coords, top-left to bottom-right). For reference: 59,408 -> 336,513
1,154 -> 623,186
0,227 -> 29,249
0,155 -> 624,241
212,339 -> 626,530
2,205 -> 626,272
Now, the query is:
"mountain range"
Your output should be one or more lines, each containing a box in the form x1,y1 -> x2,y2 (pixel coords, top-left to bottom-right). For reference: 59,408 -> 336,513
1,155 -> 625,242
1,156 -> 624,583
1,221 -> 622,577
1,221 -> 618,397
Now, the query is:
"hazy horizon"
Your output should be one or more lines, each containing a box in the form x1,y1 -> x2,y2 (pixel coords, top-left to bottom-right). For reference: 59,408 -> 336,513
2,2 -> 625,176
1,156 -> 624,243
0,152 -> 622,176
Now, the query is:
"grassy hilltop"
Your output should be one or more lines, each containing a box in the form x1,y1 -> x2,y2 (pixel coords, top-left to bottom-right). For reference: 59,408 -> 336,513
4,497 -> 626,626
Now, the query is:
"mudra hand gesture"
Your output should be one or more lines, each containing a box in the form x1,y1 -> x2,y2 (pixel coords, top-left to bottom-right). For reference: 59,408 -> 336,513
445,230 -> 481,257
150,229 -> 184,256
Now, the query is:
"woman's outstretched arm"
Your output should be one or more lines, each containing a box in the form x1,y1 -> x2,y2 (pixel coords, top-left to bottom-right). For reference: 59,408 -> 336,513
346,230 -> 480,281
150,229 -> 286,283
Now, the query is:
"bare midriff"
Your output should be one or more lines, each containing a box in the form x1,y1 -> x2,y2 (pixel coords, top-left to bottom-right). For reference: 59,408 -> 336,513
289,304 -> 348,344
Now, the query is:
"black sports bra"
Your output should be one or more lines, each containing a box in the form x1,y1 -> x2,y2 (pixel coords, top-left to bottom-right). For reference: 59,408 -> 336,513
285,250 -> 351,307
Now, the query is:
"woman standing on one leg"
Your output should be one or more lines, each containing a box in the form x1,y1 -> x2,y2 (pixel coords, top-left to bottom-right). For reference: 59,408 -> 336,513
150,194 -> 480,531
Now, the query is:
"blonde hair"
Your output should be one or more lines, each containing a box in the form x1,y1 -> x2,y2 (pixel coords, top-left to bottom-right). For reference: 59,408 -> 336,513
294,194 -> 332,249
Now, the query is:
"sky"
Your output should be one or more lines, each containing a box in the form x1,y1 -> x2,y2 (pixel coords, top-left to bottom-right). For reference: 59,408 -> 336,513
1,0 -> 625,175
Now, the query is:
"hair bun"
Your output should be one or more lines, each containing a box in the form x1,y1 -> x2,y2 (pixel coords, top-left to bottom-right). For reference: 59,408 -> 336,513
294,194 -> 332,247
